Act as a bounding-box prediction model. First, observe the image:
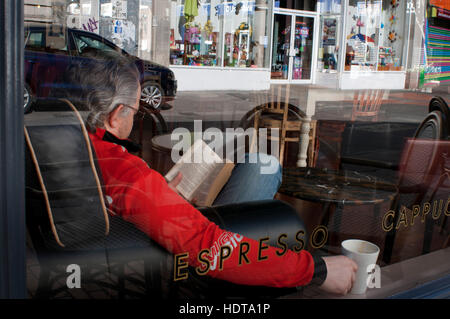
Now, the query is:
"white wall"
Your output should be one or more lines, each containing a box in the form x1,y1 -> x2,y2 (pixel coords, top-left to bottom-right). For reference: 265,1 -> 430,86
171,66 -> 271,91
315,71 -> 340,89
340,71 -> 406,89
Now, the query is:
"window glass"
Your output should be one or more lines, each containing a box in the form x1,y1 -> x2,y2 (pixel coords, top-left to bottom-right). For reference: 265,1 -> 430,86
170,0 -> 222,66
18,0 -> 450,302
345,0 -> 382,71
25,28 -> 68,55
223,1 -> 270,68
26,32 -> 44,50
378,0 -> 405,71
275,0 -> 317,10
169,0 -> 270,68
345,0 -> 405,72
72,33 -> 119,55
317,15 -> 340,72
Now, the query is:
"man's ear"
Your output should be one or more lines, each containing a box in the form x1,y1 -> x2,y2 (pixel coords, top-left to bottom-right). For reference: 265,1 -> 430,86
107,104 -> 125,130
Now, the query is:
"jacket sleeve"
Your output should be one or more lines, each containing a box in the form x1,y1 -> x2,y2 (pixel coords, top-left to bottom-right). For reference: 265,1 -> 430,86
111,167 -> 316,288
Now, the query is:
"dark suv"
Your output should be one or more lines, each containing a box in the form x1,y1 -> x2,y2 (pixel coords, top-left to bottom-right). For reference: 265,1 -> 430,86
24,24 -> 177,113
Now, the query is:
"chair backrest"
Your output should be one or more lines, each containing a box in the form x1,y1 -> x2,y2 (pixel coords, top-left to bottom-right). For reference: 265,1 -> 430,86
396,111 -> 446,209
247,86 -> 317,166
351,90 -> 388,122
25,100 -> 109,250
428,96 -> 450,138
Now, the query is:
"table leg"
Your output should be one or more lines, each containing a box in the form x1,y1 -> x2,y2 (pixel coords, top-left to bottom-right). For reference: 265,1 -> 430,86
320,202 -> 333,228
331,203 -> 344,247
317,202 -> 340,254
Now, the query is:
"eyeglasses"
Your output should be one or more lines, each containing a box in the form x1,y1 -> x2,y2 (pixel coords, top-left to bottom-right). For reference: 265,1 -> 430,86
123,104 -> 146,120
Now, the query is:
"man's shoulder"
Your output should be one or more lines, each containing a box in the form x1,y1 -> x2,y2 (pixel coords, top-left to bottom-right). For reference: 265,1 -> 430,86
89,131 -> 151,173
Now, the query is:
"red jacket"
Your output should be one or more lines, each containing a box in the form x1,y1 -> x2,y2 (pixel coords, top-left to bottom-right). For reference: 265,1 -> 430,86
89,128 -> 316,288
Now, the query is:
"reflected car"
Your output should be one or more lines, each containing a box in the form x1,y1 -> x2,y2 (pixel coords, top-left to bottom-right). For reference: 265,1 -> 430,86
24,24 -> 177,113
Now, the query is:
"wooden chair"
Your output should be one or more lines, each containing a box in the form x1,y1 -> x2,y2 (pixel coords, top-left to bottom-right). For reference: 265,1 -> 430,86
340,90 -> 400,171
241,86 -> 317,167
351,90 -> 388,122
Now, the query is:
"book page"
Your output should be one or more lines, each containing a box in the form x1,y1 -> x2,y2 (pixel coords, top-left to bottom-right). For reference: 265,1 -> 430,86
190,163 -> 226,206
165,139 -> 224,201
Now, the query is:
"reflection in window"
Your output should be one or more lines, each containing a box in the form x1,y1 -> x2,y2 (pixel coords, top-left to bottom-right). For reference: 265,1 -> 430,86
72,33 -> 118,55
345,0 -> 405,72
223,1 -> 258,68
25,31 -> 45,50
317,15 -> 340,72
170,0 -> 222,66
169,0 -> 270,68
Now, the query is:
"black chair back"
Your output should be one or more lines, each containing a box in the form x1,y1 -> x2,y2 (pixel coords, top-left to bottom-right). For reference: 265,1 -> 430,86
383,110 -> 448,263
428,96 -> 449,138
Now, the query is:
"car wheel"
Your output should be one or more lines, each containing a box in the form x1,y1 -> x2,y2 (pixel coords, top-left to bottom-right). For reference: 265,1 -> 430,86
24,83 -> 34,114
141,82 -> 163,110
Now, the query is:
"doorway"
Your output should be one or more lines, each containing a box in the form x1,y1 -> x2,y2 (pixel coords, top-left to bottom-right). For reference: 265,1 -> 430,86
271,11 -> 317,83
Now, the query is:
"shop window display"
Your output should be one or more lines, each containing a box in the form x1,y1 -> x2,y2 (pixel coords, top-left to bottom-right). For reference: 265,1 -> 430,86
317,15 -> 340,72
344,0 -> 406,72
170,0 -> 270,68
223,1 -> 261,68
170,0 -> 222,67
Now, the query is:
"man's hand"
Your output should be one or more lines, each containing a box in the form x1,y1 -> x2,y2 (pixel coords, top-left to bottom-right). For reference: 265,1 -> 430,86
167,172 -> 198,205
167,172 -> 183,195
319,255 -> 358,296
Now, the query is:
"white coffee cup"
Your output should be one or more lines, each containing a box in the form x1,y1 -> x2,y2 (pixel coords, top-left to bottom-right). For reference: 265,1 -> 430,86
341,239 -> 380,294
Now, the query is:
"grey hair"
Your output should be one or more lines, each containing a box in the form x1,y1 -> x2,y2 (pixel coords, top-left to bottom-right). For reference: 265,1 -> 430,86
64,50 -> 140,131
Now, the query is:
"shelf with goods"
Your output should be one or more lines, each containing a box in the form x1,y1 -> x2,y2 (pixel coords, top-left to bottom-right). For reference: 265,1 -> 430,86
170,27 -> 219,67
377,46 -> 401,71
224,22 -> 253,68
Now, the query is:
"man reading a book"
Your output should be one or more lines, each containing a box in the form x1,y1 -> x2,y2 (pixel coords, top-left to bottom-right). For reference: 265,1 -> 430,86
66,52 -> 358,296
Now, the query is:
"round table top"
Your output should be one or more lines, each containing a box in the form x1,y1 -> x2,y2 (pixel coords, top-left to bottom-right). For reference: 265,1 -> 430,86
151,133 -> 177,151
279,167 -> 398,206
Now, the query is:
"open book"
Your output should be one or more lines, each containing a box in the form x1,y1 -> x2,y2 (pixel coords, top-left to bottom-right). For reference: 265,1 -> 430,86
165,139 -> 235,207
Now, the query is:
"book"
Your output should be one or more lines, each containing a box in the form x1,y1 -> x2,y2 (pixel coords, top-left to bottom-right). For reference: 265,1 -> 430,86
165,139 -> 235,207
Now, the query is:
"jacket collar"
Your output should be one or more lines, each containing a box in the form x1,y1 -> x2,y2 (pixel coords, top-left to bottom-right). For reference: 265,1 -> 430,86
95,128 -> 142,153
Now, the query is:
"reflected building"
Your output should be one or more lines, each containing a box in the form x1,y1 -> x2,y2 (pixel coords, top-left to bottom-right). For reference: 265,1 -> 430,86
23,0 -> 448,92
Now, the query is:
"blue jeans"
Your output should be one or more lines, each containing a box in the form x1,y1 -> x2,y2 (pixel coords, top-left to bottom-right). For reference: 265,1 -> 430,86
212,153 -> 282,206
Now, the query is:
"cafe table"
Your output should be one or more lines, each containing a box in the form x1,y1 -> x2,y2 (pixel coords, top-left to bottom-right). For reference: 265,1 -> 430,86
278,167 -> 398,252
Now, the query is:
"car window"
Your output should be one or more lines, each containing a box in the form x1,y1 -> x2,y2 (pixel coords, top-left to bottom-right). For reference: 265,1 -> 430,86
45,32 -> 68,54
25,31 -> 45,51
25,29 -> 68,55
72,33 -> 119,56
